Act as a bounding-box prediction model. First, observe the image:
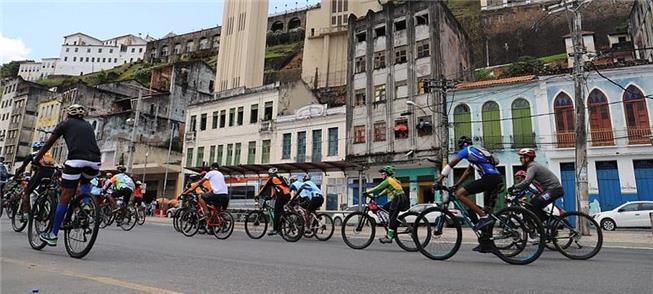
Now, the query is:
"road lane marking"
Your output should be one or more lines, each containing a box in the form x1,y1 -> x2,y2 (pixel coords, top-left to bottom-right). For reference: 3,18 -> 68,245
1,257 -> 185,294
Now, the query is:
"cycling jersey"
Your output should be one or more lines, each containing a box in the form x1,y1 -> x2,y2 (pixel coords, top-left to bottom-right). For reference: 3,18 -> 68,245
259,176 -> 291,198
105,173 -> 135,191
513,161 -> 562,191
457,146 -> 500,176
366,176 -> 404,201
290,180 -> 323,199
203,170 -> 228,194
52,117 -> 101,162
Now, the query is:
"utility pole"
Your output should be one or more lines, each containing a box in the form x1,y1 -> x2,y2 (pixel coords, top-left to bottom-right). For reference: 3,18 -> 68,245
546,0 -> 591,233
423,77 -> 456,166
127,89 -> 143,174
161,122 -> 176,216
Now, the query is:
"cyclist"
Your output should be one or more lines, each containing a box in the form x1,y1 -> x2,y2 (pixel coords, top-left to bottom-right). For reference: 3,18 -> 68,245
507,170 -> 543,203
103,166 -> 135,218
436,136 -> 503,253
34,104 -> 102,246
289,174 -> 324,215
185,163 -> 229,218
363,166 -> 409,244
133,181 -> 144,208
14,141 -> 56,221
508,148 -> 564,222
0,156 -> 8,196
258,167 -> 291,236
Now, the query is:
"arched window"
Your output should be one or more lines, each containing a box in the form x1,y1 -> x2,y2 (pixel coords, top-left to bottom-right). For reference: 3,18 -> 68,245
199,38 -> 208,50
587,89 -> 614,146
271,21 -> 284,33
554,92 -> 575,148
623,85 -> 651,144
511,98 -> 534,148
288,18 -> 302,31
482,101 -> 502,150
453,104 -> 472,145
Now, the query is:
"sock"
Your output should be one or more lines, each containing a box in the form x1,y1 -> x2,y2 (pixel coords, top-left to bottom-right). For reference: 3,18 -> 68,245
79,183 -> 92,194
480,215 -> 489,219
387,229 -> 395,239
51,202 -> 69,236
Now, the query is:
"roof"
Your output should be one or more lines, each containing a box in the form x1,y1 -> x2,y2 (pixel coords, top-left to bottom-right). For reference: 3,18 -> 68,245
562,31 -> 595,38
455,75 -> 537,90
185,160 -> 364,175
62,32 -> 103,42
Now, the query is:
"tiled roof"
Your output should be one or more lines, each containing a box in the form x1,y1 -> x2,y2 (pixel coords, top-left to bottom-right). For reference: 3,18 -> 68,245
455,75 -> 537,90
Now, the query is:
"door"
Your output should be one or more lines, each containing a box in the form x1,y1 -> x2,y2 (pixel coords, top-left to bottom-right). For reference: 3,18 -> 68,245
636,203 -> 653,227
559,163 -> 576,212
617,203 -> 640,227
596,161 -> 622,211
326,193 -> 338,211
634,160 -> 653,201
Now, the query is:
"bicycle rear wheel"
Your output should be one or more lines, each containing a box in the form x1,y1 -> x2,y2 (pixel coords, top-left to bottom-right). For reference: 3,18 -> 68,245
395,212 -> 425,252
552,211 -> 603,260
341,212 -> 376,249
313,213 -> 334,241
179,210 -> 200,237
119,207 -> 137,231
413,207 -> 462,260
213,211 -> 235,240
280,212 -> 304,242
244,210 -> 268,239
28,195 -> 54,250
99,204 -> 113,229
11,200 -> 28,232
491,206 -> 545,265
64,196 -> 100,259
136,207 -> 145,225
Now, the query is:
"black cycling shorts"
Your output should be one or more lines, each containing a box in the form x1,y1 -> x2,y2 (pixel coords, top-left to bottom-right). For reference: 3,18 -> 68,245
133,197 -> 143,206
26,166 -> 56,194
202,192 -> 229,210
112,188 -> 133,204
463,173 -> 503,211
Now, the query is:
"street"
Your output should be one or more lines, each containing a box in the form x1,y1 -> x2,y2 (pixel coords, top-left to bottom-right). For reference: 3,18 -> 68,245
2,218 -> 652,294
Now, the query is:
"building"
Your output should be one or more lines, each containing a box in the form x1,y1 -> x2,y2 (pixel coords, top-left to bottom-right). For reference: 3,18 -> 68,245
345,1 -> 472,206
301,0 -> 381,89
17,58 -> 59,81
54,33 -> 153,76
144,27 -> 221,64
480,0 -> 557,11
267,6 -> 309,33
629,0 -> 653,62
449,64 -> 653,212
0,80 -> 16,157
32,97 -> 62,144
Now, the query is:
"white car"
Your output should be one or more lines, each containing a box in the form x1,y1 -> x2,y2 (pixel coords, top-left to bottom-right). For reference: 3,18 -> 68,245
400,204 -> 463,224
331,205 -> 380,226
592,201 -> 653,231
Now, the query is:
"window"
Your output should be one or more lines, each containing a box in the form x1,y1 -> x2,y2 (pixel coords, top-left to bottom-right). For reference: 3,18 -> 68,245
394,119 -> 409,139
139,48 -> 143,53
328,127 -> 338,156
263,101 -> 273,121
102,58 -> 106,62
374,26 -> 385,38
417,116 -> 433,136
226,144 -> 233,166
354,90 -> 366,106
237,107 -> 244,126
64,57 -> 68,61
212,111 -> 218,129
394,19 -> 406,31
416,14 -> 429,25
86,57 -> 89,62
247,141 -> 256,164
261,140 -> 271,164
417,77 -> 429,95
282,133 -> 292,159
196,147 -> 205,167
554,93 -> 575,148
131,48 -> 135,53
417,40 -> 430,58
355,57 -> 366,73
200,113 -> 207,131
189,115 -> 197,131
374,51 -> 386,69
482,101 -> 502,149
621,204 -> 639,212
109,49 -> 113,53
395,81 -> 408,99
374,122 -> 386,142
186,148 -> 194,167
234,143 -> 241,165
250,104 -> 258,123
623,85 -> 651,144
312,130 -> 322,162
209,146 -> 216,164
356,32 -> 366,42
228,108 -> 235,126
395,46 -> 407,64
186,41 -> 194,52
354,126 -> 366,144
87,48 -> 91,53
216,145 -> 224,165
297,132 -> 306,162
75,48 -> 78,52
374,85 -> 386,102
114,58 -> 117,63
98,48 -> 102,53
66,48 -> 70,52
219,110 -> 226,128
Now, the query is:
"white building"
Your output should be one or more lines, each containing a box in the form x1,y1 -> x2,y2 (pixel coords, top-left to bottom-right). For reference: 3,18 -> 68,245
17,58 -> 59,81
54,33 -> 152,76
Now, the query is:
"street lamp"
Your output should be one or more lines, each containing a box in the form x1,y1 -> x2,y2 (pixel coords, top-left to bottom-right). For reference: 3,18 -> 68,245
401,100 -> 429,116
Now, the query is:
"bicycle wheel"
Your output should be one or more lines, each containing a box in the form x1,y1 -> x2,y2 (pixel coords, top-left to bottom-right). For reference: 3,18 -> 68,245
11,200 -> 28,232
136,207 -> 145,225
213,211 -> 234,240
413,207 -> 462,260
119,207 -> 137,231
280,212 -> 304,242
99,204 -> 112,229
552,211 -> 603,260
341,212 -> 376,250
313,213 -> 335,241
173,209 -> 183,232
28,195 -> 54,250
179,210 -> 200,237
395,212 -> 423,252
491,206 -> 545,265
244,210 -> 268,239
64,196 -> 100,259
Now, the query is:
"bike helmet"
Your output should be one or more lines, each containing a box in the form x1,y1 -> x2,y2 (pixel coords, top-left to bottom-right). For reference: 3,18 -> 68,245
268,167 -> 278,175
117,165 -> 127,173
136,181 -> 142,185
302,174 -> 311,182
66,104 -> 87,117
32,141 -> 45,151
0,156 -> 4,162
457,136 -> 473,150
188,174 -> 201,181
514,170 -> 527,178
288,175 -> 298,183
517,148 -> 536,159
210,162 -> 220,169
378,165 -> 395,176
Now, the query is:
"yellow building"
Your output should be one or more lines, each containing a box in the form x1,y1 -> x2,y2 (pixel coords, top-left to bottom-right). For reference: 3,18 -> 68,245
33,98 -> 62,151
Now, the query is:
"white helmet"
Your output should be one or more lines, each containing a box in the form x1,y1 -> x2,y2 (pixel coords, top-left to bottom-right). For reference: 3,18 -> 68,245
67,104 -> 87,117
268,167 -> 278,175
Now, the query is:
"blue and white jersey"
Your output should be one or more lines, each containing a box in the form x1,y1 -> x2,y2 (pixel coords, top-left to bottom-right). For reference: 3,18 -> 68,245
290,180 -> 323,199
457,146 -> 500,176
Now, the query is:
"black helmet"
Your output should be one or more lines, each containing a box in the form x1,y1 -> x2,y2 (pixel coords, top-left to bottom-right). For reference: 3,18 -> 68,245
188,174 -> 201,181
302,174 -> 311,182
457,136 -> 473,150
210,162 -> 220,169
117,165 -> 127,173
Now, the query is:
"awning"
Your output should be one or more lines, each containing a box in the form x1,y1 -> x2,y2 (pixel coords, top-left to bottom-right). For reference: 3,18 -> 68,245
184,160 -> 365,176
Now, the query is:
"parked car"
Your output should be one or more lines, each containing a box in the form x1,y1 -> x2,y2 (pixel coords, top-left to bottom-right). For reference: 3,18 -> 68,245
592,201 -> 653,231
166,206 -> 181,218
331,205 -> 374,226
400,204 -> 463,224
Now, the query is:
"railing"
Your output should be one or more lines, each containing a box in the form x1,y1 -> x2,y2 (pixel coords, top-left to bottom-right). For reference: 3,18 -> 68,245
481,135 -> 504,150
510,133 -> 537,149
185,131 -> 196,143
556,132 -> 576,148
260,121 -> 274,133
627,127 -> 652,145
590,128 -> 615,146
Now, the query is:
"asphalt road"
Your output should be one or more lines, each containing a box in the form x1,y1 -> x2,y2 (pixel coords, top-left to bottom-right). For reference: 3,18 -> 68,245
2,218 -> 652,294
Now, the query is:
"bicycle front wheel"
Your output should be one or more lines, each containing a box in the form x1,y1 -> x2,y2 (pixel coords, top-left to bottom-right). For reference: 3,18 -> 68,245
179,210 -> 200,237
213,211 -> 235,240
552,211 -> 603,260
28,195 -> 55,250
64,197 -> 100,259
136,207 -> 145,225
119,207 -> 137,231
491,206 -> 545,265
10,200 -> 28,232
413,207 -> 462,260
280,212 -> 304,242
341,212 -> 376,249
244,210 -> 268,239
313,213 -> 334,241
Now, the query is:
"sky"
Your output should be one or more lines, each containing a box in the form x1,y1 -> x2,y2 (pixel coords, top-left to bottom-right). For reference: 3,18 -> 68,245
0,0 -> 320,63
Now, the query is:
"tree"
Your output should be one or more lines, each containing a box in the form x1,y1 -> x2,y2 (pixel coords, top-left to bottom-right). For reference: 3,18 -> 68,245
504,56 -> 544,77
0,60 -> 31,79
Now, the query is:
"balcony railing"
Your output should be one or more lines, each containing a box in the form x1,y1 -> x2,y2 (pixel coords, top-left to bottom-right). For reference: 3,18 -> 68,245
556,132 -> 576,148
260,121 -> 274,133
185,131 -> 196,143
627,127 -> 652,145
590,128 -> 615,146
481,135 -> 504,150
510,133 -> 537,149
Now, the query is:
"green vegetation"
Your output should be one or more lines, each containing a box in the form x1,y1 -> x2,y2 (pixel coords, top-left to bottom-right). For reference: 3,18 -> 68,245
538,53 -> 567,64
35,62 -> 164,89
1,60 -> 30,79
265,43 -> 301,59
504,56 -> 544,77
475,68 -> 495,81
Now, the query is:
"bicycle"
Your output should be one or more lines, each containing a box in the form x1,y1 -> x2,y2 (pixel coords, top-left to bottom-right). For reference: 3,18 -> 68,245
341,194 -> 423,251
28,173 -> 60,250
412,183 -> 545,265
286,199 -> 335,241
244,196 -> 304,242
114,197 -> 137,231
177,193 -> 235,240
506,192 -> 603,260
5,177 -> 28,232
134,202 -> 146,225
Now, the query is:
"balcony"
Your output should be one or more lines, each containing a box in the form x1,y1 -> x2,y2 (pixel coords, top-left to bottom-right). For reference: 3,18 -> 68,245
627,127 -> 652,145
590,128 -> 615,146
185,131 -> 196,143
481,135 -> 504,151
510,133 -> 536,149
556,132 -> 576,148
260,121 -> 274,133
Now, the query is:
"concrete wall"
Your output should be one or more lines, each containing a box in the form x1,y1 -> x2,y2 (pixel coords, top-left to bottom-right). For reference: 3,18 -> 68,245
145,27 -> 221,64
630,0 -> 653,62
267,7 -> 308,33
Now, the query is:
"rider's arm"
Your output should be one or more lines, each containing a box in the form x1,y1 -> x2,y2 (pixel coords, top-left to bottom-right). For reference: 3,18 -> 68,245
14,154 -> 33,176
33,122 -> 64,162
437,153 -> 464,183
453,165 -> 473,186
366,178 -> 390,195
184,178 -> 207,194
513,165 -> 536,190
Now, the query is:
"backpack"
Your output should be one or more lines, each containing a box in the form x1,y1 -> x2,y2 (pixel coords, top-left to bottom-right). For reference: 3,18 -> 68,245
0,163 -> 8,181
470,146 -> 500,166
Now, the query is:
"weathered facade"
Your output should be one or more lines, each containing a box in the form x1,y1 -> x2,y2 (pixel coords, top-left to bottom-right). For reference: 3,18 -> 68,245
267,6 -> 308,33
144,27 -> 222,64
630,0 -> 653,62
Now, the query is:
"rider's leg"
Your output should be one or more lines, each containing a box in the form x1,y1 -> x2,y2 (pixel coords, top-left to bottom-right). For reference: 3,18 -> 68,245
272,195 -> 288,233
199,193 -> 211,218
454,187 -> 485,216
381,194 -> 406,243
529,188 -> 563,222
